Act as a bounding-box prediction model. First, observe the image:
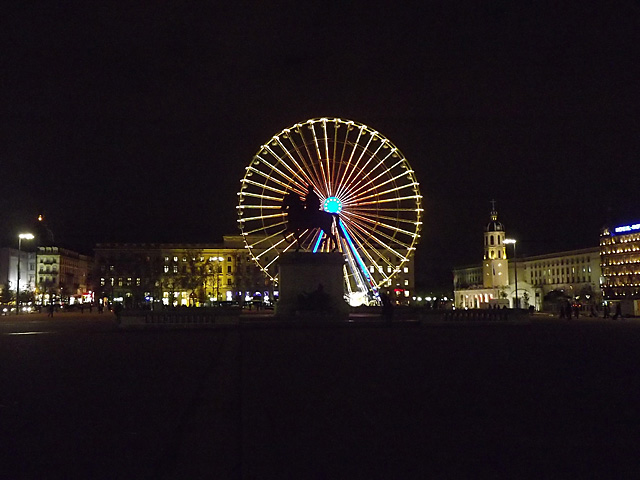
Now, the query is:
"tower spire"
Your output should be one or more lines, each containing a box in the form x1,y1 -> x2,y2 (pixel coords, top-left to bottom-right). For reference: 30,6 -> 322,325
490,199 -> 497,221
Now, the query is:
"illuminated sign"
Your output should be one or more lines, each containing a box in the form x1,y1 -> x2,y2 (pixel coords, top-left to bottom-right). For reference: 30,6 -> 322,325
614,223 -> 640,234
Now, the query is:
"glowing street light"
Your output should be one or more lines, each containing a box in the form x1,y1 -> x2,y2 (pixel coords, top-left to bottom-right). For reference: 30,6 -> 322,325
504,238 -> 518,308
17,233 -> 35,314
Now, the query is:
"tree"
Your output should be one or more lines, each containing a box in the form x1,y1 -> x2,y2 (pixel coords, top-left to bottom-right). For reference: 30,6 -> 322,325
0,284 -> 14,304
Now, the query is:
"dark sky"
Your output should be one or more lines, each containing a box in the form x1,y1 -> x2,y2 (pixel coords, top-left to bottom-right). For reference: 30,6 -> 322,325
3,2 -> 640,289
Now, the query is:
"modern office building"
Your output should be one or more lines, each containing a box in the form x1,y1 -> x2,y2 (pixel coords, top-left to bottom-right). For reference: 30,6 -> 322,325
600,221 -> 640,315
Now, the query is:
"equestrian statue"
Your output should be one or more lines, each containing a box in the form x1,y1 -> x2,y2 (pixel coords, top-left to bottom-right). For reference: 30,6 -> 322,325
281,184 -> 342,251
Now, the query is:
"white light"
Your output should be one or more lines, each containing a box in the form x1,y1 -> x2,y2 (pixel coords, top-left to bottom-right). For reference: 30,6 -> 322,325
19,233 -> 34,240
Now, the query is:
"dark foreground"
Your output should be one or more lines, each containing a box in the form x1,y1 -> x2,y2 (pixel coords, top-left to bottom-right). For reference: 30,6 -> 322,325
1,313 -> 639,479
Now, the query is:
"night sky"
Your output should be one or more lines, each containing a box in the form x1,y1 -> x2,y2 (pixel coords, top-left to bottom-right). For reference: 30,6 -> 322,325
3,2 -> 640,289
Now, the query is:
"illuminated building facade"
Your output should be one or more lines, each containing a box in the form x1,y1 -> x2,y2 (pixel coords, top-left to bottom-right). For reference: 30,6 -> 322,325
0,247 -> 37,294
368,251 -> 416,305
93,236 -> 271,307
600,222 -> 640,315
36,246 -> 92,304
454,206 -> 602,311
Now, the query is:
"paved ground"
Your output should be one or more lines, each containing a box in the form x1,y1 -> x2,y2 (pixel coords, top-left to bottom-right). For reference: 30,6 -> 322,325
1,312 -> 639,479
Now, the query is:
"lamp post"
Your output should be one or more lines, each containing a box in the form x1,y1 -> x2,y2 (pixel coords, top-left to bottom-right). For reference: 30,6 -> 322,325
17,233 -> 35,314
215,256 -> 224,301
504,238 -> 518,309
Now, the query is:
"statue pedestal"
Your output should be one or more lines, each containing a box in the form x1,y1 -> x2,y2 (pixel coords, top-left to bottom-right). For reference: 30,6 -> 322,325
275,252 -> 348,320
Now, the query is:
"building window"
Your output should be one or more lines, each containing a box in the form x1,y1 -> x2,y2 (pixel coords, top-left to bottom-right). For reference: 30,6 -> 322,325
164,266 -> 169,273
173,256 -> 178,262
173,266 -> 178,273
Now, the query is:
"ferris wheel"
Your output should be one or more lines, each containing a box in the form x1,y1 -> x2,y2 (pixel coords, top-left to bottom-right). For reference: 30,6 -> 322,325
237,117 -> 423,306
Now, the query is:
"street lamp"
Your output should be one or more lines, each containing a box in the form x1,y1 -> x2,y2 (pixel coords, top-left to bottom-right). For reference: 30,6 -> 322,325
17,233 -> 35,314
504,238 -> 518,308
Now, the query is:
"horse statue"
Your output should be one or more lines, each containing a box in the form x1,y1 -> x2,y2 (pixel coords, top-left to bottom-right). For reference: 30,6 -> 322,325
281,191 -> 341,251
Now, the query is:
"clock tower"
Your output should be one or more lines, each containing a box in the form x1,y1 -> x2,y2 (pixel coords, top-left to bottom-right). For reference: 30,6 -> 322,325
482,201 -> 508,288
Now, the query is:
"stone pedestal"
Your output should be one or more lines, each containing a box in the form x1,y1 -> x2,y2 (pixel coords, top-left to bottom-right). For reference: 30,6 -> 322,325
275,252 -> 349,320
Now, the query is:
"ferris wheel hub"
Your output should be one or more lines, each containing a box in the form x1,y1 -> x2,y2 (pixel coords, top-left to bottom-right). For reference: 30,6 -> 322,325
323,196 -> 343,214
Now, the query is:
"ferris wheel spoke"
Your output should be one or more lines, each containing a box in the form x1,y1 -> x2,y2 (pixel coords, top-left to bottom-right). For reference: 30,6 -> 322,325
342,209 -> 419,227
330,120 -> 340,195
342,159 -> 411,204
336,141 -> 389,201
284,127 -> 324,189
241,220 -> 287,236
350,219 -> 414,253
352,194 -> 423,207
345,217 -> 410,261
335,128 -> 376,199
342,211 -> 419,239
258,155 -> 306,190
344,177 -> 418,206
241,178 -> 288,197
262,148 -> 311,190
340,221 -> 393,285
244,228 -> 290,250
245,165 -> 300,192
309,121 -> 330,192
335,125 -> 365,197
274,135 -> 318,187
333,120 -> 355,195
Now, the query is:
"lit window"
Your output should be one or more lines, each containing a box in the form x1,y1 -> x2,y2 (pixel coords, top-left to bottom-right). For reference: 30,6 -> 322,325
173,257 -> 178,262
164,266 -> 169,273
404,279 -> 409,286
173,266 -> 178,273
403,267 -> 409,273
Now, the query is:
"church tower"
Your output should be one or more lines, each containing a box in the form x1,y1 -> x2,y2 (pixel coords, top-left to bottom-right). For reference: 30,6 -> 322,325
482,201 -> 508,288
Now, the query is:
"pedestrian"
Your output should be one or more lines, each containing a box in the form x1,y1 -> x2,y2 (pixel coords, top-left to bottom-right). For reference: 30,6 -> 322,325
381,292 -> 394,324
603,304 -> 610,318
47,303 -> 54,318
613,303 -> 622,320
80,304 -> 84,314
98,302 -> 104,314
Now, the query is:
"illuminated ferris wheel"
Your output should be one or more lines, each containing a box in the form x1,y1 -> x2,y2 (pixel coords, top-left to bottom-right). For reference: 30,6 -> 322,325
237,117 -> 423,306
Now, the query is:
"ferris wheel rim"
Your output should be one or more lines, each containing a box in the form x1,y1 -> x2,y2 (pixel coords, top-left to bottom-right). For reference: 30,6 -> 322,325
237,117 -> 423,300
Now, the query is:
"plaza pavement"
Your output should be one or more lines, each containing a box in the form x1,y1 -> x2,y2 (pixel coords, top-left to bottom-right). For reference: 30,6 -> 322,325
1,311 -> 640,479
